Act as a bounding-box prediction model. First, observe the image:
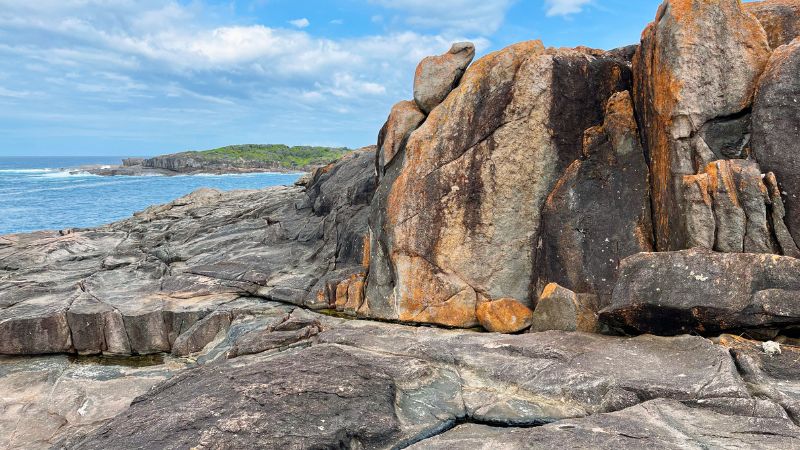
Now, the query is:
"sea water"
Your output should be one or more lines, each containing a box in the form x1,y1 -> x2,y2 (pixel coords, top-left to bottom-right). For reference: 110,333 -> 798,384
0,156 -> 301,235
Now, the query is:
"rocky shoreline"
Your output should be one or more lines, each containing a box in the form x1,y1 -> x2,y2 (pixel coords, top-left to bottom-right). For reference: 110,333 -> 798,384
4,0 -> 800,448
83,157 -> 318,177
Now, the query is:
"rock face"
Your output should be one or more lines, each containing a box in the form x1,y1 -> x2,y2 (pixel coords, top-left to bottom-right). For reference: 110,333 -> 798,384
539,91 -> 653,298
633,0 -> 771,251
0,149 -> 376,355
747,0 -> 800,49
413,42 -> 475,114
752,38 -> 800,247
367,42 -> 632,329
600,249 -> 800,336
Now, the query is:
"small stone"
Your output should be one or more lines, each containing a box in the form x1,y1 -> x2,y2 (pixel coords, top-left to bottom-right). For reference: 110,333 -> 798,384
476,298 -> 534,333
763,341 -> 782,356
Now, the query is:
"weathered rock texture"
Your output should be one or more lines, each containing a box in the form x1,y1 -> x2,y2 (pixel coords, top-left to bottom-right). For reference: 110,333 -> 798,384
752,38 -> 800,248
58,314 -> 758,448
413,42 -> 475,114
540,91 -> 653,298
600,249 -> 800,336
410,398 -> 800,449
679,159 -> 795,254
747,0 -> 800,49
0,149 -> 376,355
367,42 -> 632,329
633,0 -> 771,251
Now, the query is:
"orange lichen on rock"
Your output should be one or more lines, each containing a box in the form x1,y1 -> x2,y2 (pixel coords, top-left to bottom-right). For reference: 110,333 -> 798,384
633,0 -> 770,251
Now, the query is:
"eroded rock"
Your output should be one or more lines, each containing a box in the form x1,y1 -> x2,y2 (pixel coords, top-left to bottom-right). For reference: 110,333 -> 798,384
0,149 -> 377,356
633,0 -> 771,251
376,100 -> 425,177
539,90 -> 653,298
409,399 -> 800,449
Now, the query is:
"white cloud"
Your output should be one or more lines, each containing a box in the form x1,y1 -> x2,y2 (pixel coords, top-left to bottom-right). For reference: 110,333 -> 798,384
0,0 -> 487,149
545,0 -> 592,17
370,0 -> 515,35
289,18 -> 310,29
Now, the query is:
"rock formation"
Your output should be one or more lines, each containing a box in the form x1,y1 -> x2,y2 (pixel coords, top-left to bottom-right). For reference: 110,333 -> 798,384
600,249 -> 800,336
539,91 -> 653,298
633,0 -> 771,251
367,42 -> 631,328
5,0 -> 800,447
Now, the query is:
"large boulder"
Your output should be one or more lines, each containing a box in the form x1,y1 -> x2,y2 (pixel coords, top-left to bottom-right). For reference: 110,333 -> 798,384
539,90 -> 653,298
599,249 -> 800,336
747,0 -> 800,49
413,42 -> 475,114
752,38 -> 800,247
633,0 -> 771,251
367,42 -> 632,328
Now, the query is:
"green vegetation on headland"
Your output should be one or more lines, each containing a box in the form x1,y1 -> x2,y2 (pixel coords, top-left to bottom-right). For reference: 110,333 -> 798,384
180,144 -> 352,170
97,144 -> 355,176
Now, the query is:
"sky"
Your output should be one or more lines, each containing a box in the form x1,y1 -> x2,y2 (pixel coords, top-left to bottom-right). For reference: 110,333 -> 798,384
0,0 -> 668,156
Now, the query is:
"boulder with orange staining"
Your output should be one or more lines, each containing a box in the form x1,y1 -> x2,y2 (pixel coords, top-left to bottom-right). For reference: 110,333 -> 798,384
633,0 -> 771,251
476,298 -> 534,333
413,42 -> 475,114
366,42 -> 632,328
747,0 -> 800,49
677,159 -> 789,254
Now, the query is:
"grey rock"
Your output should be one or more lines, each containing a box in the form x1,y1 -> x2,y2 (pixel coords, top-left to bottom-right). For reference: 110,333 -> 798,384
752,38 -> 800,247
409,399 -> 800,449
747,0 -> 800,49
600,249 -> 800,335
539,90 -> 653,299
530,283 -> 601,333
413,42 -> 475,114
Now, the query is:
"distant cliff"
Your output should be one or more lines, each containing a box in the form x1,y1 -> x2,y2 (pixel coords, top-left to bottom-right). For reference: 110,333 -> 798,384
91,144 -> 353,175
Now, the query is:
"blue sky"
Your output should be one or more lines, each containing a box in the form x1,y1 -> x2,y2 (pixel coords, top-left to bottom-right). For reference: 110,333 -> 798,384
0,0 -> 666,156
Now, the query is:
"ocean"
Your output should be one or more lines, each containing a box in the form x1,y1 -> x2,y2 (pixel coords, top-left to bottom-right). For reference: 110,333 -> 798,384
0,156 -> 301,235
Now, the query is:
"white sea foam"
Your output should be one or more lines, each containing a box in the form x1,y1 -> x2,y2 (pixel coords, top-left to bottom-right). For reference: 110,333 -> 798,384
0,168 -> 57,174
39,170 -> 99,179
